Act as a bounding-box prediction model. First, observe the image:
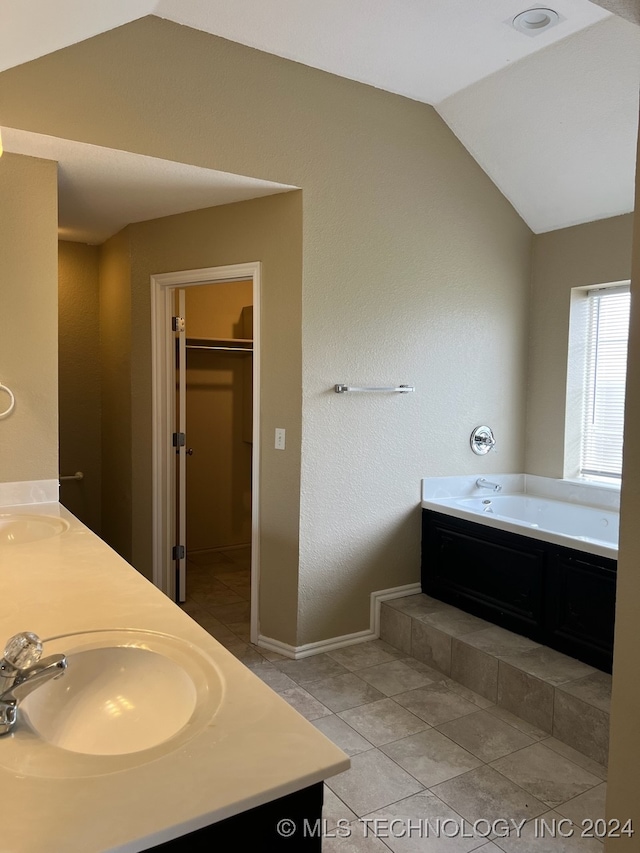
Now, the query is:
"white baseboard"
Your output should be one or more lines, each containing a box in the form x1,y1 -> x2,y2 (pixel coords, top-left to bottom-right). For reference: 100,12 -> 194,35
370,582 -> 422,636
258,582 -> 421,660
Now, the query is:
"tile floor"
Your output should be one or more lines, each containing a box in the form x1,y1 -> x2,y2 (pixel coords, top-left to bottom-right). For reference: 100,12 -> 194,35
181,557 -> 609,851
380,595 -> 612,767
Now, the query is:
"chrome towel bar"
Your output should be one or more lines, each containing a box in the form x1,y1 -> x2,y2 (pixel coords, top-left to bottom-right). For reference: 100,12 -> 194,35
334,384 -> 415,394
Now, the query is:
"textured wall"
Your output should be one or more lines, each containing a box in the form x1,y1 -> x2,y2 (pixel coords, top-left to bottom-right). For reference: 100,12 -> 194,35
526,214 -> 634,479
0,17 -> 532,644
58,241 -> 101,532
127,193 -> 302,644
0,153 -> 58,484
99,229 -> 133,561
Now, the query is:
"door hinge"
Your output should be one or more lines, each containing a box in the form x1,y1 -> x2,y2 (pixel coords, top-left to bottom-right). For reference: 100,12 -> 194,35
172,545 -> 185,560
172,432 -> 186,448
172,316 -> 185,332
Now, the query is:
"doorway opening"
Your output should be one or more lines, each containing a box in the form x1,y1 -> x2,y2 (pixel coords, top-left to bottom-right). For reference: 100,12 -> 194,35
151,263 -> 261,645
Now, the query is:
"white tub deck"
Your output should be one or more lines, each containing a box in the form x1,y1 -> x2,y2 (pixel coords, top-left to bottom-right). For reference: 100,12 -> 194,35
421,475 -> 619,560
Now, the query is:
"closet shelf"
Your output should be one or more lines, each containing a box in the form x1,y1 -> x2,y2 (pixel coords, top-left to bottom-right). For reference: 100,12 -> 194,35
186,337 -> 253,353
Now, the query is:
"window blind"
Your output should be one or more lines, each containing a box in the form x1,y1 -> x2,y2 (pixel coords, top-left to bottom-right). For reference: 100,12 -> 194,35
581,285 -> 631,480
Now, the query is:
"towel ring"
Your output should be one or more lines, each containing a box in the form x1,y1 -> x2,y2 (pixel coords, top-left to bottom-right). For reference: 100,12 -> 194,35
0,383 -> 15,419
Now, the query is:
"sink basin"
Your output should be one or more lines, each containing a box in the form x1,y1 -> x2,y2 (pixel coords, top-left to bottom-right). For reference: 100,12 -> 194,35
0,514 -> 69,545
3,629 -> 224,776
23,646 -> 199,755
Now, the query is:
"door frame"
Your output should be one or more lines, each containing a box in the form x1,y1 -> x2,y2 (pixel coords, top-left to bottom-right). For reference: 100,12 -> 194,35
150,262 -> 261,645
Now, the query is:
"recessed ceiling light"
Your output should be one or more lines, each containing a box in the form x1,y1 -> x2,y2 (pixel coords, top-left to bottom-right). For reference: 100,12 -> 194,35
511,7 -> 561,35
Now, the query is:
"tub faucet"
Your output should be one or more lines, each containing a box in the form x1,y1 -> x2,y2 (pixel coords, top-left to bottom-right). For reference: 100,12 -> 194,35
476,478 -> 502,493
0,632 -> 67,735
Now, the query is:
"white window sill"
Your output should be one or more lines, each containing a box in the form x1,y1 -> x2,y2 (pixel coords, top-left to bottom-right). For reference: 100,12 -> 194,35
563,477 -> 621,491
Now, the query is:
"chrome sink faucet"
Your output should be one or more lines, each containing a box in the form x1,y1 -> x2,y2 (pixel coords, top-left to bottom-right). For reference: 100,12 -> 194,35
476,478 -> 502,493
0,632 -> 67,735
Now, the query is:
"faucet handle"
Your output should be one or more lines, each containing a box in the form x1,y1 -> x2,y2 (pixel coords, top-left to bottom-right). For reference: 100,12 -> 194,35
2,632 -> 43,672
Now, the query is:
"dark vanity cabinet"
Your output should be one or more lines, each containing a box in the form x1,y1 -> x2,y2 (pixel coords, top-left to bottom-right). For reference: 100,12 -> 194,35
148,783 -> 323,852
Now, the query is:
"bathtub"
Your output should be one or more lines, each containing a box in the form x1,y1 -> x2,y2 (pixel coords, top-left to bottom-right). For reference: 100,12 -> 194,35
421,474 -> 619,560
420,475 -> 618,671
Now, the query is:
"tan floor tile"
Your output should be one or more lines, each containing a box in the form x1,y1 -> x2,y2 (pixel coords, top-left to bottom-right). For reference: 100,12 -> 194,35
215,569 -> 251,586
451,638 -> 498,703
490,743 -> 601,808
227,620 -> 251,641
385,594 -> 453,618
500,647 -> 596,687
178,599 -> 208,618
447,680 -> 495,709
556,672 -> 612,714
540,738 -> 607,781
188,612 -> 237,641
552,691 -> 609,767
494,810 -> 605,852
313,714 -> 374,756
256,647 -> 289,662
337,698 -> 428,746
206,600 -> 251,624
323,784 -> 357,829
420,608 -> 493,638
462,625 -> 542,658
221,641 -> 265,666
487,706 -> 549,740
363,790 -> 490,852
437,709 -> 535,762
555,782 -> 607,826
190,588 -> 246,608
280,686 -> 332,721
411,620 -> 452,674
394,685 -> 479,726
380,605 -> 412,655
497,661 -> 554,733
356,659 -> 436,696
247,662 -> 298,693
381,728 -> 482,787
431,765 -> 547,825
219,580 -> 251,601
275,653 -> 350,685
322,820 -> 392,852
305,673 -> 386,713
326,749 -> 424,817
328,639 -> 405,671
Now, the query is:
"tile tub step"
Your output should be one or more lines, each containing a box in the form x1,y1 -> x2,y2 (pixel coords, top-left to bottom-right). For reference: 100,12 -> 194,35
379,594 -> 611,767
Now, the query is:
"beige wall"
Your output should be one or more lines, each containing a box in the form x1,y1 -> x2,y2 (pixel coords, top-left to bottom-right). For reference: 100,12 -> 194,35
0,153 -> 58,484
99,229 -> 133,560
605,167 -> 640,845
185,281 -> 253,340
0,17 -> 532,646
127,193 -> 302,643
526,214 -> 634,478
184,281 -> 253,552
58,241 -> 101,532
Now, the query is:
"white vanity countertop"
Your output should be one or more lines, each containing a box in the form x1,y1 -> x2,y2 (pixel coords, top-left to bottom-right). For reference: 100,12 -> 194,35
0,502 -> 349,852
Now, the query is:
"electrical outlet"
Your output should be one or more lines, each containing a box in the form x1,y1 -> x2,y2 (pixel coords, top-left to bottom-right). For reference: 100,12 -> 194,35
275,428 -> 286,450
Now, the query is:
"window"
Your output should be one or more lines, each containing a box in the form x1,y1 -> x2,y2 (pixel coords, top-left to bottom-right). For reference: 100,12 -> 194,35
569,284 -> 631,483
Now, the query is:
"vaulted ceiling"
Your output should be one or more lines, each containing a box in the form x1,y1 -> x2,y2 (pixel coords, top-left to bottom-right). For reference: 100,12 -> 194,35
1,0 -> 638,236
